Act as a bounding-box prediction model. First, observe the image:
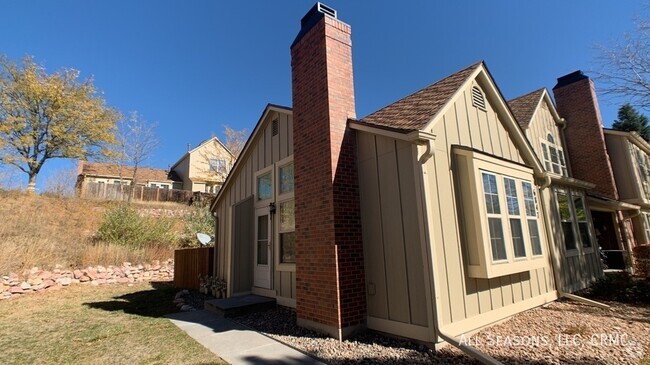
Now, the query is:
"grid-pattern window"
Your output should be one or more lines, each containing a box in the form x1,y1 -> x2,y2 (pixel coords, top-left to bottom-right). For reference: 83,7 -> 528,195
541,134 -> 568,176
522,181 -> 543,256
482,173 -> 507,261
573,195 -> 591,248
504,177 -> 526,258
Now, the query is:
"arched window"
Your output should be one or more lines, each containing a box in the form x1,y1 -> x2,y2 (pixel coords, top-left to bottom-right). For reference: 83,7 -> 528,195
541,132 -> 567,176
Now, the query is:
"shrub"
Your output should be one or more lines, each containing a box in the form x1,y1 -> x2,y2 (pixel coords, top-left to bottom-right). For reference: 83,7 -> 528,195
587,272 -> 650,304
180,201 -> 214,247
97,204 -> 177,248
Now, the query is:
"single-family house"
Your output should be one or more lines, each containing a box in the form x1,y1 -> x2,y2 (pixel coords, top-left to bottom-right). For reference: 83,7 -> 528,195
508,88 -> 603,292
170,137 -> 234,193
552,71 -> 641,271
209,3 -> 601,347
77,161 -> 179,189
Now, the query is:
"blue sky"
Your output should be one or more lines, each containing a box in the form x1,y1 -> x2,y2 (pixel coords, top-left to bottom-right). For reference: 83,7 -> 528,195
0,1 -> 645,189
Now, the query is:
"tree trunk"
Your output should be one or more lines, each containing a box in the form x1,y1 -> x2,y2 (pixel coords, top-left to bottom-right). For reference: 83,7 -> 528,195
26,174 -> 37,194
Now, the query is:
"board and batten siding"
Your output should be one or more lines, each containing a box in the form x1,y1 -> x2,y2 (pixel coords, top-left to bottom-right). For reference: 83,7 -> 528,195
425,81 -> 556,336
213,108 -> 295,304
357,131 -> 431,339
523,100 -> 602,293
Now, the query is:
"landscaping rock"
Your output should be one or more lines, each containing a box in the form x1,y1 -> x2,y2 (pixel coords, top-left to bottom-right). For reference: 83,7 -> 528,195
57,277 -> 72,286
180,304 -> 194,312
9,286 -> 24,294
19,282 -> 31,290
42,279 -> 55,289
73,270 -> 83,279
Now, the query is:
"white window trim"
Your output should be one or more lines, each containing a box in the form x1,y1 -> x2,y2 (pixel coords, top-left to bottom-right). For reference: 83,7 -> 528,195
274,156 -> 295,272
522,180 -> 544,257
454,147 -> 547,279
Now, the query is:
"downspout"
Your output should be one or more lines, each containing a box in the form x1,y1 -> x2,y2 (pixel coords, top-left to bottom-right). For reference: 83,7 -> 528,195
536,176 -> 610,309
414,137 -> 502,365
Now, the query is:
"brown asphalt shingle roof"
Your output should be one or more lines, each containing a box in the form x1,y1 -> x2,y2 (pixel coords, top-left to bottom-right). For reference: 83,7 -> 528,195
359,61 -> 482,131
79,162 -> 179,184
507,88 -> 545,129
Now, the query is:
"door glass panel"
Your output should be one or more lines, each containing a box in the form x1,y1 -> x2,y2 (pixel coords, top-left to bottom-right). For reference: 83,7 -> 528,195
257,215 -> 268,265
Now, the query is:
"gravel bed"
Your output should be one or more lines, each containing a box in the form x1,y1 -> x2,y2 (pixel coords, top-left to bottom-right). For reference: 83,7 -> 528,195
231,299 -> 650,365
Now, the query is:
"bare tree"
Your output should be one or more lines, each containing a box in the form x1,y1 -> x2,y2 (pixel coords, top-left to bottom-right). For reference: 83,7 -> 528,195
111,112 -> 158,201
223,125 -> 247,166
593,13 -> 650,108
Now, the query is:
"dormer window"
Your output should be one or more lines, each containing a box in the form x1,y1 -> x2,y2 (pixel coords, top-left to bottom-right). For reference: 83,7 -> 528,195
541,133 -> 567,176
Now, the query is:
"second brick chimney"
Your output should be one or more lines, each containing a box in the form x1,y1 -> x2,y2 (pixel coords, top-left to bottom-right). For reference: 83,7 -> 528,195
553,71 -> 619,200
290,3 -> 366,340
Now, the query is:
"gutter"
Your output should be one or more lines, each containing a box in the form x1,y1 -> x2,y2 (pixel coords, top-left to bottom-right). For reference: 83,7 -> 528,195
412,138 -> 503,365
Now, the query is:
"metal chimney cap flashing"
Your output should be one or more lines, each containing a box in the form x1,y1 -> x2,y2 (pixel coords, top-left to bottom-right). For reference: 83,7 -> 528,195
554,70 -> 589,89
292,2 -> 339,49
300,2 -> 337,27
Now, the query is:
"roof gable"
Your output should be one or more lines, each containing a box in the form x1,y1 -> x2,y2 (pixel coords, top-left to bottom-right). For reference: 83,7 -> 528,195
508,88 -> 562,130
360,62 -> 482,131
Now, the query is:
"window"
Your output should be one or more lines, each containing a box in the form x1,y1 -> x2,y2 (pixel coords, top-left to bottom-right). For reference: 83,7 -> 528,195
573,195 -> 591,248
257,172 -> 272,201
455,147 -> 547,279
279,163 -> 294,194
522,181 -> 543,256
257,215 -> 269,265
279,200 -> 295,263
557,192 -> 576,251
643,213 -> 650,243
556,190 -> 593,252
541,133 -> 567,176
150,183 -> 158,188
210,158 -> 227,174
482,173 -> 507,261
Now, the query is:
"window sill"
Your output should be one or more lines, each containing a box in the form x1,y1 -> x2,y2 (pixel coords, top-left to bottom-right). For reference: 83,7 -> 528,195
467,255 -> 546,279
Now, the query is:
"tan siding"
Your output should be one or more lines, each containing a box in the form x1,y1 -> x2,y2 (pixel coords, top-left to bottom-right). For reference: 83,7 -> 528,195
212,110 -> 296,301
358,131 -> 429,328
426,80 -> 553,331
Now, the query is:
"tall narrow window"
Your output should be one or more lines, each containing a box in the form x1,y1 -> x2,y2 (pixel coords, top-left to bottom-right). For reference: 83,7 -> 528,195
557,192 -> 577,251
573,195 -> 591,248
279,200 -> 295,263
542,133 -> 567,176
504,177 -> 526,258
482,173 -> 507,261
522,181 -> 543,256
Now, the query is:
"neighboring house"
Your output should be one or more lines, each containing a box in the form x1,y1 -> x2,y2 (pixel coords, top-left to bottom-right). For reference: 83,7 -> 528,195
77,161 -> 179,189
553,71 -> 641,271
209,4 -> 598,346
508,88 -> 602,293
169,137 -> 234,193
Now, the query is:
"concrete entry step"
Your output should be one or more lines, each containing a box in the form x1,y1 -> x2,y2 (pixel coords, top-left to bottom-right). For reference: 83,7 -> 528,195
205,294 -> 276,318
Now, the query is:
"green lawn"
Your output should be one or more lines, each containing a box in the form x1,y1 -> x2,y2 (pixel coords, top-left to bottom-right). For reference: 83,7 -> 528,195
0,281 -> 226,365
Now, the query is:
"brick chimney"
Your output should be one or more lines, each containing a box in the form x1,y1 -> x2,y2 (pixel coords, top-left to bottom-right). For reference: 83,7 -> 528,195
553,71 -> 619,200
291,3 -> 366,340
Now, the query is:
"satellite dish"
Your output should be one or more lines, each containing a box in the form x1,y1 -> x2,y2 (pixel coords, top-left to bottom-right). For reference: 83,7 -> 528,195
197,233 -> 213,246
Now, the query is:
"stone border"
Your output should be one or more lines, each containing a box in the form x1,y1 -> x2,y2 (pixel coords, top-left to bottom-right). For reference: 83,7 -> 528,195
1,259 -> 174,299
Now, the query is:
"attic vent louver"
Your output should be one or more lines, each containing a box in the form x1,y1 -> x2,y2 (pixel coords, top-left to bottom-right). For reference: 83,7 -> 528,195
272,119 -> 279,136
472,86 -> 486,111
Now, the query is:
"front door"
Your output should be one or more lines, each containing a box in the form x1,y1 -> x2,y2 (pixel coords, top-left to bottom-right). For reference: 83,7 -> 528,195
254,208 -> 271,289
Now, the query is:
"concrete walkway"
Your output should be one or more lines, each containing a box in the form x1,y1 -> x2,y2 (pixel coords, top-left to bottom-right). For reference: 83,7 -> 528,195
166,310 -> 325,365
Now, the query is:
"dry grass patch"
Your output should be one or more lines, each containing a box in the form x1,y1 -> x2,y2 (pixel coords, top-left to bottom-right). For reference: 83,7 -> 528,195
0,281 -> 225,365
0,191 -> 188,275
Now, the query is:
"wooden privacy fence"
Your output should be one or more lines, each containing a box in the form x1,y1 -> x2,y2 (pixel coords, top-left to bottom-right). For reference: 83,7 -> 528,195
174,247 -> 214,290
79,182 -> 194,203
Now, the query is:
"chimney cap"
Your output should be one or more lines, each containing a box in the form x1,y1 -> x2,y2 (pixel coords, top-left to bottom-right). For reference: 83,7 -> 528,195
554,70 -> 589,89
292,3 -> 339,48
301,3 -> 337,27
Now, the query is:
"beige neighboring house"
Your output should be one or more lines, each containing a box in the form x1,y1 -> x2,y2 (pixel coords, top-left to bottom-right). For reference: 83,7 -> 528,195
77,161 -> 179,189
169,137 -> 235,193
